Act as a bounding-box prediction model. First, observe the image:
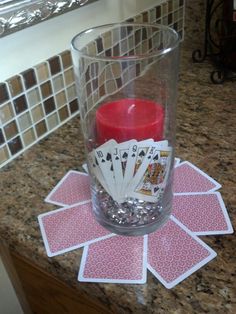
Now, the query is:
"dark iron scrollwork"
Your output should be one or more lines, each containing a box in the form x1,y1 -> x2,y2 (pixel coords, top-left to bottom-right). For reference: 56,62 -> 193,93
192,0 -> 236,84
192,48 -> 207,63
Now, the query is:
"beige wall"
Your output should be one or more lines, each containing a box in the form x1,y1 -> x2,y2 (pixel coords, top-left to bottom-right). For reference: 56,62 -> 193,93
0,257 -> 23,314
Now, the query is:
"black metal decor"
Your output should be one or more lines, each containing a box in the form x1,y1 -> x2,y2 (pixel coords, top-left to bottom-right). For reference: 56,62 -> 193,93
192,0 -> 236,84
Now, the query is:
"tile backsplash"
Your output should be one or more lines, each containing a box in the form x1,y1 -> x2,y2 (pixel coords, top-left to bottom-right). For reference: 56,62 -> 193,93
0,0 -> 185,168
0,50 -> 78,168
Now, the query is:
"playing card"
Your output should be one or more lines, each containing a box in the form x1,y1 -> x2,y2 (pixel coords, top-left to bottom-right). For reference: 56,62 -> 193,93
147,216 -> 217,289
112,140 -> 135,201
45,171 -> 91,206
38,201 -> 114,257
111,145 -> 123,201
153,140 -> 169,150
172,192 -> 233,235
118,140 -> 136,177
124,139 -> 154,196
87,151 -> 111,195
129,147 -> 172,202
94,139 -> 117,199
78,235 -> 148,284
119,139 -> 138,198
174,161 -> 221,194
158,147 -> 173,186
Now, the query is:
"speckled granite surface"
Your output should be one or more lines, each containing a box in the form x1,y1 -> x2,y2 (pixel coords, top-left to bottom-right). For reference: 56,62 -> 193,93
1,2 -> 236,314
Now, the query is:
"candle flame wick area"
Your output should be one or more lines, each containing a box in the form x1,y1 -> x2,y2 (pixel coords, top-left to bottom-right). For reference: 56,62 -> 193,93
127,103 -> 136,114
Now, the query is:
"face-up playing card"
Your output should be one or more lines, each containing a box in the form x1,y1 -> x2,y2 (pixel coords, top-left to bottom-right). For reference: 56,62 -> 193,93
78,235 -> 147,284
38,201 -> 114,257
172,192 -> 233,235
174,161 -> 221,194
88,150 -> 111,195
129,146 -> 172,202
125,140 -> 155,195
112,140 -> 135,201
130,140 -> 154,177
95,139 -> 118,200
45,171 -> 91,206
120,139 -> 152,196
147,216 -> 217,289
118,140 -> 135,176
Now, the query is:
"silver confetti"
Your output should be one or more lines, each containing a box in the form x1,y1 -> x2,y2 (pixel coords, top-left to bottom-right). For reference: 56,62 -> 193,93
91,185 -> 165,226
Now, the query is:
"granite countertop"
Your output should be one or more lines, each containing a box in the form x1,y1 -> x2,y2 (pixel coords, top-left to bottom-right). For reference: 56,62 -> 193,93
1,43 -> 236,313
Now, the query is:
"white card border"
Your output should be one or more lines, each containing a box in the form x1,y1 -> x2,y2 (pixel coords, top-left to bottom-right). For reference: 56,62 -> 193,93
38,201 -> 114,257
147,216 -> 217,289
174,157 -> 181,167
78,235 -> 148,284
82,163 -> 88,173
44,170 -> 91,207
174,161 -> 222,192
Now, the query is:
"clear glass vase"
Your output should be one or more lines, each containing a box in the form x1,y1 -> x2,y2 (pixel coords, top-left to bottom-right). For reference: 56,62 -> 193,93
71,23 -> 180,236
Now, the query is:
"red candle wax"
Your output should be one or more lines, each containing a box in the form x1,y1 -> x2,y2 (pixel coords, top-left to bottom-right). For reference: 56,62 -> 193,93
96,98 -> 164,144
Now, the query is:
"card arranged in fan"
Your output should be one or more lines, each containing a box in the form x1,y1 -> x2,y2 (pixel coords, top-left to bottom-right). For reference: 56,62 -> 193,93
79,235 -> 148,284
38,201 -> 115,257
88,139 -> 172,203
172,192 -> 233,235
147,217 -> 217,289
173,161 -> 221,193
45,171 -> 91,206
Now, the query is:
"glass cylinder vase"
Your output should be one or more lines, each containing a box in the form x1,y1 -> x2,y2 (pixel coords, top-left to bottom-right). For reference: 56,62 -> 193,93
71,23 -> 180,236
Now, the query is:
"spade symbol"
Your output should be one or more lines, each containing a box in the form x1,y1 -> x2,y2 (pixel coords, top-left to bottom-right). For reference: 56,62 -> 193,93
122,152 -> 128,159
139,150 -> 145,157
148,155 -> 151,159
131,153 -> 135,157
101,159 -> 105,163
115,156 -> 119,160
106,153 -> 112,161
153,154 -> 159,161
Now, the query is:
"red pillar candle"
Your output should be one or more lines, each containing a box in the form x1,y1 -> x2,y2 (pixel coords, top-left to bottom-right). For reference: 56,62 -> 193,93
96,98 -> 164,144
